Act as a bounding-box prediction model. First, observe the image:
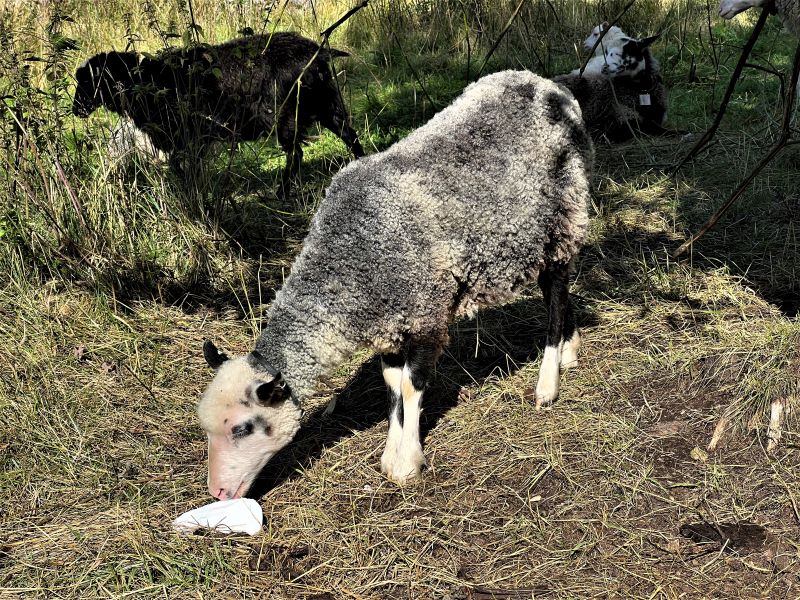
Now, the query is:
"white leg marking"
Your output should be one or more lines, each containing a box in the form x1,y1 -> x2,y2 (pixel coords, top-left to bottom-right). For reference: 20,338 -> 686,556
381,407 -> 403,476
767,398 -> 784,452
380,364 -> 403,476
535,344 -> 562,409
388,366 -> 426,485
560,329 -> 581,370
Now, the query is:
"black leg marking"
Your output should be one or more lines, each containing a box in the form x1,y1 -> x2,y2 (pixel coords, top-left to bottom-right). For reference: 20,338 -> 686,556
535,262 -> 573,406
404,343 -> 439,395
323,110 -> 364,158
382,352 -> 404,426
277,118 -> 303,197
538,262 -> 572,350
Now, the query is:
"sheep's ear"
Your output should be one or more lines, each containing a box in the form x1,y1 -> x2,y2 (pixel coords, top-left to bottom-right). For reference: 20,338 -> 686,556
638,34 -> 661,49
203,340 -> 229,369
254,375 -> 286,407
89,53 -> 106,77
601,21 -> 609,30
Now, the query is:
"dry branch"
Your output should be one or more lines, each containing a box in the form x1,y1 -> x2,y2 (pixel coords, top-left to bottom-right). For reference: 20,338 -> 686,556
673,6 -> 771,171
674,40 -> 800,257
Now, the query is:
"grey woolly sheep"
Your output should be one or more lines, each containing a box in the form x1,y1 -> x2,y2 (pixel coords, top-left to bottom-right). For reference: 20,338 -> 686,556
72,32 -> 364,195
720,0 -> 800,36
554,35 -> 669,141
196,70 -> 594,499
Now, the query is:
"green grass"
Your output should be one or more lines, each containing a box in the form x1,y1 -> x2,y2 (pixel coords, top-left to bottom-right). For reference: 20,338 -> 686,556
1,0 -> 800,597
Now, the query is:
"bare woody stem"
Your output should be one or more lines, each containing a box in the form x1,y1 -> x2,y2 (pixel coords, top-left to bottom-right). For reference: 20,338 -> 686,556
673,6 -> 771,172
674,40 -> 800,258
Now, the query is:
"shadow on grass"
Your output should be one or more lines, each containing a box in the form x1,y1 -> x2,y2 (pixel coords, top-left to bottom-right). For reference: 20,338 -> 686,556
248,295 -> 601,498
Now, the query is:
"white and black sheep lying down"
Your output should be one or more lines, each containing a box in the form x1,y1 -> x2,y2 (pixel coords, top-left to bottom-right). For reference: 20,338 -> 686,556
72,32 -> 363,194
198,70 -> 594,499
555,33 -> 669,142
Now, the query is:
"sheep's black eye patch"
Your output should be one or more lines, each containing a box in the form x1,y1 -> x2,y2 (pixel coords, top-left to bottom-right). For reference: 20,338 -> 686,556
231,421 -> 254,439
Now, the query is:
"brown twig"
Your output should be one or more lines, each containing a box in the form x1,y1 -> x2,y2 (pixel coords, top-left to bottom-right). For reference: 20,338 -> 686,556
673,6 -> 771,172
745,61 -> 785,98
579,0 -> 637,77
320,0 -> 368,41
674,40 -> 800,257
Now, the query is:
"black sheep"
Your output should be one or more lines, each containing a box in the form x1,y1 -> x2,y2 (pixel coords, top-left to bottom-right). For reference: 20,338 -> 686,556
72,32 -> 364,195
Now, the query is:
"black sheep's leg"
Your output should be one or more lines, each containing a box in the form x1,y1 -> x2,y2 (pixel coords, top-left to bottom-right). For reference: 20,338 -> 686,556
379,352 -> 405,477
535,262 -> 577,408
321,106 -> 364,158
277,117 -> 303,197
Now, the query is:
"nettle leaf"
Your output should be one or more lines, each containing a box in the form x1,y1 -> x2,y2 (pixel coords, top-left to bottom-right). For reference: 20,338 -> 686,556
51,34 -> 80,52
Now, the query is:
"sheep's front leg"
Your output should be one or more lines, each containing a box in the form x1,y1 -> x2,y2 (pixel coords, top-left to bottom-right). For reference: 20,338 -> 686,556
380,353 -> 404,477
385,344 -> 438,485
535,262 -> 577,408
322,111 -> 364,158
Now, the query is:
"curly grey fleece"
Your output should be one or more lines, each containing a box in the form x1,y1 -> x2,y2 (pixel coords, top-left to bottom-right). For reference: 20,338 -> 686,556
255,70 -> 594,402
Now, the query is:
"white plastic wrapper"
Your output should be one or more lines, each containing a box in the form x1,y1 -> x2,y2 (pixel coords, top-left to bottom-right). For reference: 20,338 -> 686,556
173,498 -> 264,536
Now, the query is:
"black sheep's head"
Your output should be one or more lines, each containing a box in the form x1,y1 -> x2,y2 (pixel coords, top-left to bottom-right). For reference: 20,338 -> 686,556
72,52 -> 137,117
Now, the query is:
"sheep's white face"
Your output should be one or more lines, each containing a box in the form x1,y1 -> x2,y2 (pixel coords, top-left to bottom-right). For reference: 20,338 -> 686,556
601,47 -> 629,76
601,36 -> 660,78
198,343 -> 302,500
584,23 -> 623,51
584,23 -> 606,50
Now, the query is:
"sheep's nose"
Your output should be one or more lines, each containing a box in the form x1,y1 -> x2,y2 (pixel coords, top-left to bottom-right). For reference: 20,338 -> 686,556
210,486 -> 229,500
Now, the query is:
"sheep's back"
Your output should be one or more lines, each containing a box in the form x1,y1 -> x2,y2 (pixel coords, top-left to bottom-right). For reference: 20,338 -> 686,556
300,71 -> 593,327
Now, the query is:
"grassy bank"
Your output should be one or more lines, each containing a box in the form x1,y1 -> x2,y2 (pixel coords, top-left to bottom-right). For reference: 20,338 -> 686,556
1,0 -> 799,597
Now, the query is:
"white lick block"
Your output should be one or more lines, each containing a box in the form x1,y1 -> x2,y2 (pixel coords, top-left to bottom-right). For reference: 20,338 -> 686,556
173,498 -> 263,536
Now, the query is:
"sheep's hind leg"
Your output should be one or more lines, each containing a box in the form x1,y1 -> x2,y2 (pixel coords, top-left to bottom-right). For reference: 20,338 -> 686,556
388,344 -> 438,485
535,262 -> 573,408
380,352 -> 404,477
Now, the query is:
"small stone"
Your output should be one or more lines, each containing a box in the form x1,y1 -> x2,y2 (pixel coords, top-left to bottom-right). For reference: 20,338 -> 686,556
690,446 -> 708,462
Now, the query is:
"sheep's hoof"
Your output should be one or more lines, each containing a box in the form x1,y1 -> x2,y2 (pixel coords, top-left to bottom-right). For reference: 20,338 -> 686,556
534,383 -> 559,410
560,331 -> 581,370
380,447 -> 396,476
385,445 -> 426,485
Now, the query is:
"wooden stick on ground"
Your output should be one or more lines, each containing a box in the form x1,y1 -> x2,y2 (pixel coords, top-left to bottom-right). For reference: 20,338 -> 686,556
673,6 -> 771,172
674,40 -> 800,258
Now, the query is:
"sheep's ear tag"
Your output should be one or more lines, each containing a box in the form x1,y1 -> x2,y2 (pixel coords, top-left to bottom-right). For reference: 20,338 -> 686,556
255,375 -> 286,407
203,340 -> 229,370
638,94 -> 652,106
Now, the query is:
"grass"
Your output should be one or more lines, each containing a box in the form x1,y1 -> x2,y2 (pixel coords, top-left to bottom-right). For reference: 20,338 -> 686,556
1,0 -> 800,597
